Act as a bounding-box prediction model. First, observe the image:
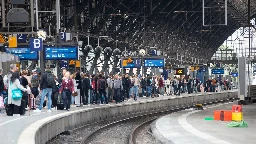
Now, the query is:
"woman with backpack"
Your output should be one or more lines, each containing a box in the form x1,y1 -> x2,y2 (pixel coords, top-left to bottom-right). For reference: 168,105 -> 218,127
7,72 -> 30,116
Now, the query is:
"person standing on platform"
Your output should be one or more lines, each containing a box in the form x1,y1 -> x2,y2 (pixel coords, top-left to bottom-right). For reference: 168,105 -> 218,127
146,75 -> 152,97
107,76 -> 113,102
97,74 -> 108,104
113,74 -> 122,103
75,70 -> 82,106
165,77 -> 171,96
140,76 -> 146,97
20,70 -> 29,109
187,75 -> 192,94
30,69 -> 39,98
82,74 -> 90,105
7,72 -> 30,116
71,74 -> 78,106
133,74 -> 140,101
59,71 -> 74,111
123,74 -> 131,101
158,77 -> 164,96
34,67 -> 55,113
0,68 -> 4,97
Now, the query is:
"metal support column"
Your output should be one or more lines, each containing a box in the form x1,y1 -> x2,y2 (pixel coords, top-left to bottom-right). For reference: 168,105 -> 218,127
238,57 -> 247,104
1,0 -> 5,27
36,0 -> 59,72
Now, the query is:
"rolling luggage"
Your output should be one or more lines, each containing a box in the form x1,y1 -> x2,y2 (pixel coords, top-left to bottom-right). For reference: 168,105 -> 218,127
57,93 -> 64,110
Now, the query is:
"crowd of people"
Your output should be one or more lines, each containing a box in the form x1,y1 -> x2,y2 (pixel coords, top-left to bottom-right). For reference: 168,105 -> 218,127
0,64 -> 234,116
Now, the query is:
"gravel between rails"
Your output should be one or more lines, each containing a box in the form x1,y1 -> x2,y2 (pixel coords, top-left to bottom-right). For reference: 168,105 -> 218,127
135,124 -> 156,144
88,117 -> 152,144
46,123 -> 105,144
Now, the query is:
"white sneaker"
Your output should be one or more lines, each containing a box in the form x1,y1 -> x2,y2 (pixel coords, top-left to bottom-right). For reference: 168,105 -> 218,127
13,114 -> 20,117
64,108 -> 66,110
47,110 -> 52,113
34,109 -> 41,113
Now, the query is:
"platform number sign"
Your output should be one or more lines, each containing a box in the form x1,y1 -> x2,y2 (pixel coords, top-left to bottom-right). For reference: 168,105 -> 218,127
17,34 -> 27,43
60,32 -> 66,41
29,38 -> 43,51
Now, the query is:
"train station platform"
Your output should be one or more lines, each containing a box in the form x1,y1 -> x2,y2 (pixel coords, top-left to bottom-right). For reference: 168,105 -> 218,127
152,100 -> 255,144
0,91 -> 236,144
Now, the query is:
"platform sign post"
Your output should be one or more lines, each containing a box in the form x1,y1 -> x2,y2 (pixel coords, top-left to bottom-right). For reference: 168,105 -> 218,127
238,57 -> 247,104
17,34 -> 27,43
29,38 -> 43,51
60,32 -> 66,41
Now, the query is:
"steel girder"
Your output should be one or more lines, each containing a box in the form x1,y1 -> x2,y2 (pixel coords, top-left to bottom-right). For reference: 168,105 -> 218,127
65,0 -> 255,60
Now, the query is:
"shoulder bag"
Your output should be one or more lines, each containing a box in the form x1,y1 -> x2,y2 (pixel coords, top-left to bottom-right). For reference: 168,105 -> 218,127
10,82 -> 23,100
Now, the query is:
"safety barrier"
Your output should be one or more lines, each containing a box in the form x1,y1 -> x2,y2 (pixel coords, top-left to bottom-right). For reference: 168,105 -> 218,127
17,91 -> 237,144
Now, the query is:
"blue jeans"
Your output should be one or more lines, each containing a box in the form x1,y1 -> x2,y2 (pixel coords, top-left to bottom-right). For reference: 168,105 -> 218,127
133,85 -> 139,99
159,87 -> 164,95
90,90 -> 94,104
39,88 -> 52,110
114,88 -> 121,103
71,95 -> 75,105
146,86 -> 152,97
129,87 -> 133,98
141,87 -> 146,96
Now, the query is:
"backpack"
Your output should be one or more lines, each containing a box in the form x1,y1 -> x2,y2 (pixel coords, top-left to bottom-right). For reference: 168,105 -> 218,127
99,79 -> 106,90
46,73 -> 55,88
31,76 -> 39,88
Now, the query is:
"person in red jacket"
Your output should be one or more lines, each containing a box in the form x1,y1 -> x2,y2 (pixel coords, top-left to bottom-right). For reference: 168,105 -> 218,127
59,71 -> 74,111
158,77 -> 164,96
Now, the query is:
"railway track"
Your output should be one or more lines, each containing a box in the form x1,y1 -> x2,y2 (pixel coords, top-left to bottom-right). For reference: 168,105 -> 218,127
46,97 -> 236,144
79,109 -> 172,144
128,118 -> 156,144
79,98 -> 236,144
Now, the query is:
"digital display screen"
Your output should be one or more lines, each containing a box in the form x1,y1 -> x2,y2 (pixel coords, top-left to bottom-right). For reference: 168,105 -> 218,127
212,69 -> 224,74
174,68 -> 185,75
5,48 -> 38,60
44,46 -> 78,60
144,59 -> 164,67
231,73 -> 238,77
121,59 -> 141,68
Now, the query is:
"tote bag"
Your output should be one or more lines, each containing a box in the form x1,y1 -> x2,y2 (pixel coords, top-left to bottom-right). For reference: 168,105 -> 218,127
10,82 -> 22,100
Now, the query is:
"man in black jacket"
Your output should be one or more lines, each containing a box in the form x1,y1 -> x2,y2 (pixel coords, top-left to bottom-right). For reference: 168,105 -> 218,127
82,74 -> 90,105
122,74 -> 131,100
34,67 -> 53,113
140,76 -> 146,97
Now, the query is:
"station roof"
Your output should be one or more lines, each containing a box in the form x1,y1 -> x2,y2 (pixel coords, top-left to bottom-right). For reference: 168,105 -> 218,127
3,0 -> 256,62
71,0 -> 256,61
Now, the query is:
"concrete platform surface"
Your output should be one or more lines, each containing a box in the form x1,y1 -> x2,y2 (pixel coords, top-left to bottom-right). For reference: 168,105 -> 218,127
153,102 -> 255,144
0,95 -> 180,144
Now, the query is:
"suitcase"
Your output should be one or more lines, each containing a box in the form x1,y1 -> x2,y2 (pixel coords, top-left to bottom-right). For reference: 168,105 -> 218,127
30,98 -> 36,110
20,100 -> 26,115
57,93 -> 64,110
